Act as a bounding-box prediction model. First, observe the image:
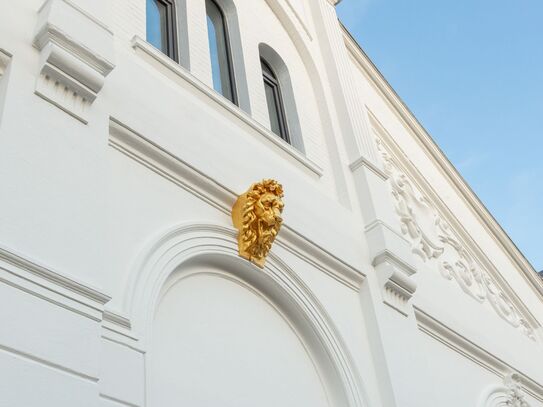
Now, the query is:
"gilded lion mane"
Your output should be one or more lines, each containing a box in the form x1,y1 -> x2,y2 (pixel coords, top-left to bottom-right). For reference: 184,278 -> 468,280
239,179 -> 284,264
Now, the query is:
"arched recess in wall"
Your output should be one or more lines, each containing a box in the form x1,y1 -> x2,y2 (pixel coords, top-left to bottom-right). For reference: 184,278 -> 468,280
260,0 -> 351,207
205,0 -> 251,113
125,222 -> 367,407
259,43 -> 304,152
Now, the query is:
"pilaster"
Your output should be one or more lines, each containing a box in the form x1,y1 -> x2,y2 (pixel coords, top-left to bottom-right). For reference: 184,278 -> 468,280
310,2 -> 437,406
311,0 -> 417,315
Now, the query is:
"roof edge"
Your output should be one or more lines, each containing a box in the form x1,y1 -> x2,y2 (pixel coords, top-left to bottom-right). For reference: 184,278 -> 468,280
339,23 -> 543,300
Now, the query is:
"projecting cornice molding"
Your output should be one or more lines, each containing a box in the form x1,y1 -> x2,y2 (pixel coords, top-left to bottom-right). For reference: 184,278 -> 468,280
0,48 -> 11,77
0,245 -> 110,322
33,0 -> 115,123
415,307 -> 543,404
342,26 -> 543,301
109,118 -> 364,291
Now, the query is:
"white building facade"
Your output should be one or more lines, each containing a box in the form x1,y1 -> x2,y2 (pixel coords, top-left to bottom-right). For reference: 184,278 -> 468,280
0,0 -> 542,406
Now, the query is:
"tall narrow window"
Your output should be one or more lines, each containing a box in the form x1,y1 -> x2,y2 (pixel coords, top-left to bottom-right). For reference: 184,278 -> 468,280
146,0 -> 178,61
261,59 -> 290,143
206,0 -> 237,104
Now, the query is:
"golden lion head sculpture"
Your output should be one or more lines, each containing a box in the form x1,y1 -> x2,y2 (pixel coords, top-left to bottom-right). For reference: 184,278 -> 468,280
232,179 -> 284,268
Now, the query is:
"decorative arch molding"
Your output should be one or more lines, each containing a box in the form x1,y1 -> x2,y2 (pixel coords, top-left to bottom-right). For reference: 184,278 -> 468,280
124,221 -> 367,407
479,373 -> 531,407
260,0 -> 353,206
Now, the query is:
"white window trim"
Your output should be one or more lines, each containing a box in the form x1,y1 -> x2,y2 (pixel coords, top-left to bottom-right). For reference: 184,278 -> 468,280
131,36 -> 323,177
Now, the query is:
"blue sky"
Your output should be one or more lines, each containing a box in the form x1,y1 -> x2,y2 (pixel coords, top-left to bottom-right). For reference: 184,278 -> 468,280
337,0 -> 542,272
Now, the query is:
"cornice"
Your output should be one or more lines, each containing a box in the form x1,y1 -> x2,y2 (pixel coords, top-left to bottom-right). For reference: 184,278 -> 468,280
415,307 -> 543,402
341,25 -> 543,300
0,245 -> 110,321
109,118 -> 364,290
0,48 -> 11,75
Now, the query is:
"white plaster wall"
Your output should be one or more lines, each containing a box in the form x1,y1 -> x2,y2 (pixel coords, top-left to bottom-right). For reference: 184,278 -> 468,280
348,50 -> 543,332
0,0 -> 109,289
347,36 -> 543,405
148,271 -> 329,407
0,1 -> 541,407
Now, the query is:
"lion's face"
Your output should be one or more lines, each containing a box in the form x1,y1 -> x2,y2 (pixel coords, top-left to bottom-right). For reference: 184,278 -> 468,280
254,192 -> 283,228
234,179 -> 285,268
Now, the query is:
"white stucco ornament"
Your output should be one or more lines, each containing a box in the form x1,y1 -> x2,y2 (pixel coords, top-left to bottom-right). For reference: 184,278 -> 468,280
480,373 -> 530,407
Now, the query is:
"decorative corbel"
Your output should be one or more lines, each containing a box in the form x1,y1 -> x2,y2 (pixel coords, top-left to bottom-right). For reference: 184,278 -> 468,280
33,0 -> 115,123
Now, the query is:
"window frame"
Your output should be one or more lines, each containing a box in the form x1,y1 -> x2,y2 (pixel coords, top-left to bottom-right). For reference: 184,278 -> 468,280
206,0 -> 238,105
261,59 -> 290,143
146,0 -> 178,62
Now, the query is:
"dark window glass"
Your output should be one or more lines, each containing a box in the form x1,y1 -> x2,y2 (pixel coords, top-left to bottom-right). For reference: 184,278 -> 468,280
261,59 -> 289,143
146,0 -> 178,61
206,0 -> 236,104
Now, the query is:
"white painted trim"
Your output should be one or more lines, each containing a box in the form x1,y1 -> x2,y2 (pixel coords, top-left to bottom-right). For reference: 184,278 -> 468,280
0,48 -> 11,76
109,118 -> 364,290
349,155 -> 388,181
36,0 -> 113,34
0,245 -> 110,322
0,342 -> 99,383
33,23 -> 114,77
33,0 -> 115,123
267,0 -> 313,41
124,222 -> 367,407
131,36 -> 324,177
342,26 -> 543,300
99,393 -> 140,407
370,111 -> 541,339
414,307 -> 543,402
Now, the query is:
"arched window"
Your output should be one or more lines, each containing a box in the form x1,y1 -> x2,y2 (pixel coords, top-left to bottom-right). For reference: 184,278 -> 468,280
206,0 -> 237,104
261,59 -> 289,143
258,44 -> 303,150
146,0 -> 178,61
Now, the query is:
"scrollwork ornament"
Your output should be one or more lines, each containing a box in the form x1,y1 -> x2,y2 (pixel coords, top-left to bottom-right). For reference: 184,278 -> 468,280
375,136 -> 537,340
504,373 -> 530,407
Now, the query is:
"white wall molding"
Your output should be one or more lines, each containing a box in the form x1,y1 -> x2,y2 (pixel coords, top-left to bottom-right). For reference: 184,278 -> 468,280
265,0 -> 313,41
343,27 -> 543,301
109,118 -> 364,290
123,221 -> 367,407
33,0 -> 115,123
373,250 -> 417,316
0,341 -> 99,384
101,310 -> 142,353
131,37 -> 323,176
0,245 -> 110,322
349,155 -> 388,181
372,116 -> 540,341
365,218 -> 418,315
479,373 -> 532,407
0,48 -> 11,76
415,307 -> 543,403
